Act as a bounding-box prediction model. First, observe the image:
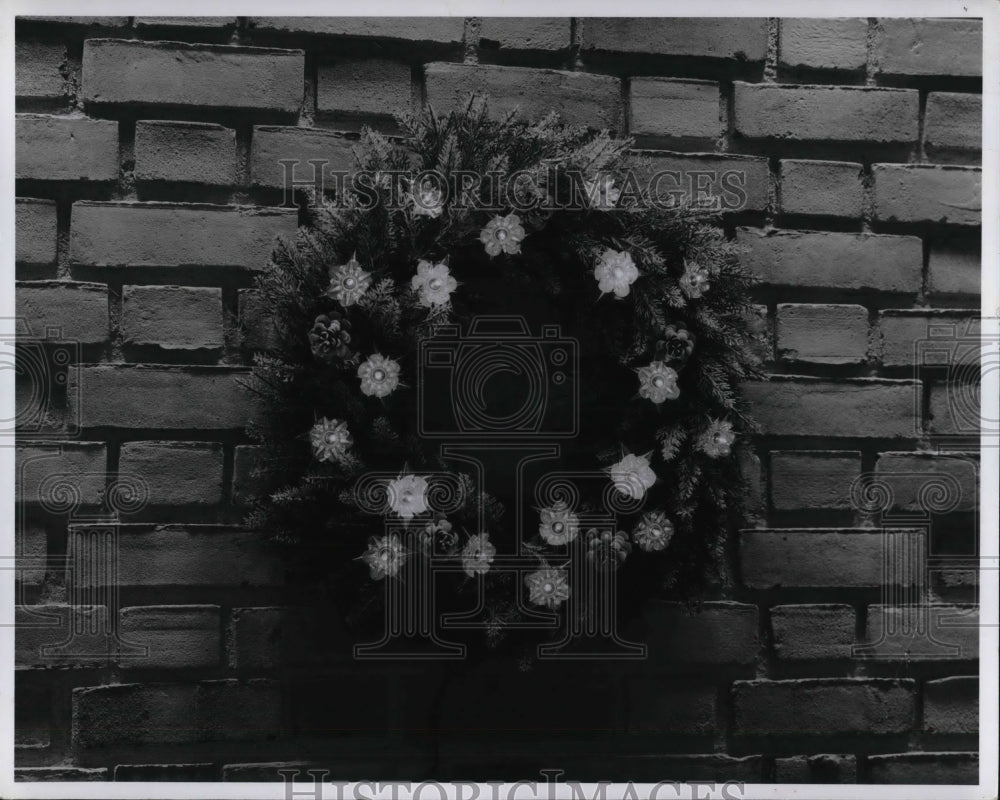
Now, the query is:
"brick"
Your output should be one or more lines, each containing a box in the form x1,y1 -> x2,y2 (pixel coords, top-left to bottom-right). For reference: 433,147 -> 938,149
877,19 -> 982,77
740,529 -> 926,589
867,752 -> 978,784
779,19 -> 867,71
134,121 -> 237,186
15,41 -> 68,103
228,606 -> 351,670
135,17 -> 236,28
636,152 -> 768,212
114,764 -> 217,781
16,281 -> 109,345
83,40 -> 303,114
250,126 -> 356,190
776,304 -> 868,364
739,447 -> 764,517
733,83 -> 918,143
478,18 -> 570,51
15,675 -> 50,748
16,767 -> 109,781
626,683 -> 716,734
72,679 -> 281,747
629,78 -> 720,141
122,285 -> 224,350
618,754 -> 763,783
779,159 -> 863,218
878,310 -> 980,367
119,605 -> 221,669
70,201 -> 297,268
873,164 -> 981,226
15,442 -> 107,505
732,678 -> 915,736
17,523 -> 47,585
238,289 -> 280,352
644,601 -> 758,666
15,198 -> 57,265
67,366 -> 258,429
928,248 -> 979,296
69,524 -> 283,587
923,677 -> 977,734
250,17 -> 465,44
742,377 -> 918,438
232,445 -> 275,502
317,60 -> 412,120
424,63 -> 622,130
774,754 -> 856,783
737,228 -> 922,292
19,16 -> 128,26
925,92 -> 982,153
863,605 -> 978,661
929,382 -> 979,437
771,604 -> 856,660
16,114 -> 119,182
16,605 -> 112,668
583,18 -> 767,60
771,451 -> 861,511
118,441 -> 225,505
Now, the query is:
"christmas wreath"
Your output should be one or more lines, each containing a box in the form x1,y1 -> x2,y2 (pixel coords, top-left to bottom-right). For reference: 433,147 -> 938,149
246,97 -> 764,656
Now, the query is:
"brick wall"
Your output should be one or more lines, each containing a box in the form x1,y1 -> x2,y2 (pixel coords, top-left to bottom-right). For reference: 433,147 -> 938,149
14,16 -> 981,784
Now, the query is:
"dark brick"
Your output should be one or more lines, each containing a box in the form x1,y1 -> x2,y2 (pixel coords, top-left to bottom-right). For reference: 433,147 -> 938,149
83,39 -> 304,114
583,18 -> 768,60
135,17 -> 236,28
771,604 -> 856,660
737,228 -> 922,292
636,152 -> 769,212
776,303 -> 868,364
72,679 -> 281,747
122,285 -> 224,350
15,198 -> 57,265
118,441 -> 225,505
925,92 -> 982,154
779,159 -> 863,218
478,18 -> 570,51
626,683 -> 716,734
316,60 -> 412,121
644,601 -> 758,666
616,754 -> 762,782
629,78 -> 721,142
873,164 -> 981,226
424,63 -> 622,130
770,451 -> 861,511
876,19 -> 982,77
929,382 -> 979,438
119,605 -> 221,669
742,377 -> 918,438
16,767 -> 109,781
232,444 -> 276,503
774,754 -> 856,783
16,281 -> 109,345
134,121 -> 237,186
741,529 -> 926,589
228,606 -> 351,670
19,16 -> 128,26
114,763 -> 218,780
67,366 -> 258,429
16,605 -> 112,668
733,83 -> 918,143
928,248 -> 979,296
923,676 -> 978,734
69,524 -> 282,587
779,18 -> 867,71
867,752 -> 978,784
733,678 -> 915,736
15,41 -> 68,103
238,289 -> 281,353
70,201 -> 297,268
250,17 -> 465,44
16,114 -> 119,182
17,523 -> 47,586
15,675 -> 50,749
250,126 -> 357,190
863,605 -> 978,661
15,442 -> 107,505
878,309 -> 979,367
874,452 -> 977,513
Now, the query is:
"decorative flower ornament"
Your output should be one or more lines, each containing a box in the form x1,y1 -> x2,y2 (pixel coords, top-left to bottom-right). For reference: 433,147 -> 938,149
410,177 -> 445,219
308,312 -> 353,362
410,260 -> 457,307
386,474 -> 429,520
525,568 -> 571,609
480,213 -> 526,257
679,260 -> 710,299
632,511 -> 675,552
584,174 -> 621,210
586,528 -> 632,569
327,255 -> 372,307
361,533 -> 407,580
594,248 -> 640,299
661,323 -> 696,364
419,515 -> 459,555
358,353 -> 401,398
461,533 -> 496,577
309,417 -> 353,464
607,452 -> 657,501
637,361 -> 680,404
538,501 -> 580,546
698,420 -> 736,458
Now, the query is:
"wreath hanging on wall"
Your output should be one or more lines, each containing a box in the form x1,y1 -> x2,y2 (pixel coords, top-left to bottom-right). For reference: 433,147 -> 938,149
246,97 -> 764,655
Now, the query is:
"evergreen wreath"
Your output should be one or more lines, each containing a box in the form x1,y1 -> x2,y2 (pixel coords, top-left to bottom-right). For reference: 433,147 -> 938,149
245,96 -> 764,656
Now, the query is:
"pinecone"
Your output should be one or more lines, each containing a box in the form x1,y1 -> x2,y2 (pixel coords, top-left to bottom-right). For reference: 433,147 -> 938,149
308,312 -> 352,362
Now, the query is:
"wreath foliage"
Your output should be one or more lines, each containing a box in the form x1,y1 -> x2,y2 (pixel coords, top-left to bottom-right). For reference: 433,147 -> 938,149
246,96 -> 765,654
